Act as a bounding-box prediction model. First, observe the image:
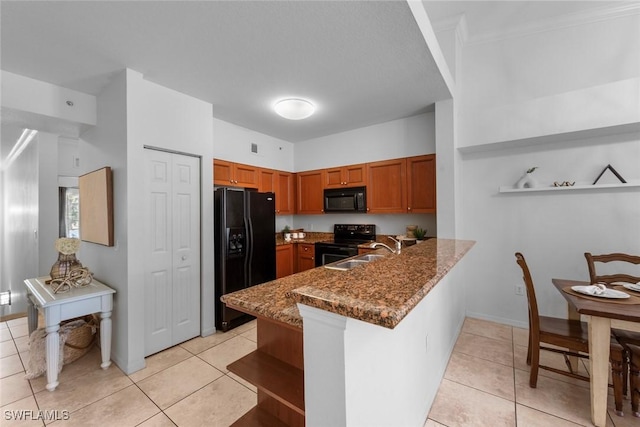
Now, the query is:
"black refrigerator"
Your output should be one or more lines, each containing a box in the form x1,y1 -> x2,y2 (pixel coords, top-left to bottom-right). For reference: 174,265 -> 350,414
214,188 -> 276,331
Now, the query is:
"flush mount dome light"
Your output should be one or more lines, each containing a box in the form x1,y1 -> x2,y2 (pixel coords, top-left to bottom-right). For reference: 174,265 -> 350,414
274,98 -> 315,120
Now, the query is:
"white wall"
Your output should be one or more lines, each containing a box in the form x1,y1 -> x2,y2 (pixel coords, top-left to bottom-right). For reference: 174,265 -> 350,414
212,117 -> 294,172
1,71 -> 96,128
458,11 -> 640,148
80,69 -> 215,373
453,9 -> 640,327
460,136 -> 640,327
1,138 -> 39,317
37,133 -> 59,276
79,70 -> 131,369
127,69 -> 215,361
294,113 -> 435,171
292,113 -> 438,236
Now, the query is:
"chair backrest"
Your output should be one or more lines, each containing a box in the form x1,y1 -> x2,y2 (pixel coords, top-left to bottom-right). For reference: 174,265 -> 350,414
584,252 -> 640,284
515,252 -> 539,334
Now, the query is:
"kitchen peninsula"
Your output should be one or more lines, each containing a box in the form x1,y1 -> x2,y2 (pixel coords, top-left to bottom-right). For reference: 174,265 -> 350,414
221,238 -> 475,427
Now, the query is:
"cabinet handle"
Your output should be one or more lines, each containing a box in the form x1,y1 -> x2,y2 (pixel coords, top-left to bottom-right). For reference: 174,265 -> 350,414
408,207 -> 411,211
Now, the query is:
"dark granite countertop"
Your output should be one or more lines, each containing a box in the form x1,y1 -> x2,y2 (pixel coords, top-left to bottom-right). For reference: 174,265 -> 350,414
221,238 -> 475,330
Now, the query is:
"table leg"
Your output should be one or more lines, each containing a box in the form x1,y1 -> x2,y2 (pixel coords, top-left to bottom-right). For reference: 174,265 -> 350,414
100,311 -> 112,369
45,323 -> 60,391
587,316 -> 610,427
566,303 -> 580,372
26,294 -> 38,335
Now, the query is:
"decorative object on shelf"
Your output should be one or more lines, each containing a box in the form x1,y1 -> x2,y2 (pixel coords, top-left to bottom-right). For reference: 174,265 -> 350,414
553,181 -> 575,187
592,164 -> 627,185
413,227 -> 426,242
49,267 -> 94,294
406,225 -> 417,238
515,167 -> 539,189
49,238 -> 82,281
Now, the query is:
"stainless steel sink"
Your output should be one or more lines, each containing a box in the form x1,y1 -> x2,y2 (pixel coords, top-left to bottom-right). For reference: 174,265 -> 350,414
323,253 -> 386,271
354,254 -> 385,262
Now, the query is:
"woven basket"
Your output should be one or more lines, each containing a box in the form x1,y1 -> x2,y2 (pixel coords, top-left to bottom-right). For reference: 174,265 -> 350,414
62,315 -> 99,365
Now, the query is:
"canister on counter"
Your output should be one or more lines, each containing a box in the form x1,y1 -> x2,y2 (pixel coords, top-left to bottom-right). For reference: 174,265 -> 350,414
406,225 -> 417,238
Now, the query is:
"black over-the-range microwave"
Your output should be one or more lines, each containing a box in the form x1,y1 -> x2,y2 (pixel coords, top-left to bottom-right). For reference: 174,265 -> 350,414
323,186 -> 367,213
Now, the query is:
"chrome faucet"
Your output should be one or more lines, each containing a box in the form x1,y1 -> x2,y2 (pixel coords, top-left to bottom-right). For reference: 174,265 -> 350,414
370,236 -> 402,254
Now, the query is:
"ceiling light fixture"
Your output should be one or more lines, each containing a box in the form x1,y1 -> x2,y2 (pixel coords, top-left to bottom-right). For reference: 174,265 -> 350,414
274,98 -> 315,120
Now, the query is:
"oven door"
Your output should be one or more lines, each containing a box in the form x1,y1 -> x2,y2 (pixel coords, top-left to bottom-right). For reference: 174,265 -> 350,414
314,243 -> 359,267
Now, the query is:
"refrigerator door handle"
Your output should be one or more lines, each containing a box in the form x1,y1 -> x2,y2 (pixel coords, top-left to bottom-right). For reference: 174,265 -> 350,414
245,215 -> 253,288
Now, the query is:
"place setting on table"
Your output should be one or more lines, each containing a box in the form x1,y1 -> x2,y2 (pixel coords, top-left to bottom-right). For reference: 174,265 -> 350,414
563,281 -> 640,304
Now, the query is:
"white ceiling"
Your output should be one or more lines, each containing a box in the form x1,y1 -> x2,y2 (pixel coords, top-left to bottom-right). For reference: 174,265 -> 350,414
0,1 -> 625,146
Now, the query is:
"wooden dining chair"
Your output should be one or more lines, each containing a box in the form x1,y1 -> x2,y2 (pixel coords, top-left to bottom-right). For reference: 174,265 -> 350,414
515,253 -> 626,414
585,252 -> 640,417
585,252 -> 640,285
619,340 -> 640,417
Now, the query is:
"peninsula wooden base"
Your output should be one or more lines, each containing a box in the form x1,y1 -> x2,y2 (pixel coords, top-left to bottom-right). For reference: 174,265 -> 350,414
227,317 -> 304,427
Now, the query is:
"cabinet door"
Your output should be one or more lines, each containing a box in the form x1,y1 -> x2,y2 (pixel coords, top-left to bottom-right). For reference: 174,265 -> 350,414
234,163 -> 260,189
297,170 -> 324,214
213,159 -> 234,186
276,171 -> 295,215
324,164 -> 367,188
296,243 -> 315,273
407,154 -> 436,213
343,163 -> 367,187
276,244 -> 294,279
324,167 -> 344,188
367,159 -> 406,214
259,168 -> 275,193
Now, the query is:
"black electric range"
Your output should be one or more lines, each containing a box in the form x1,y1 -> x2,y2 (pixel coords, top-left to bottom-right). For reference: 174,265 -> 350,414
314,224 -> 376,267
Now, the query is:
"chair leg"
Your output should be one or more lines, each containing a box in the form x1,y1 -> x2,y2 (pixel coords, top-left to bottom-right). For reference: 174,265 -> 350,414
610,349 -> 625,416
631,355 -> 640,417
623,348 -> 629,398
526,331 -> 532,366
529,346 -> 540,388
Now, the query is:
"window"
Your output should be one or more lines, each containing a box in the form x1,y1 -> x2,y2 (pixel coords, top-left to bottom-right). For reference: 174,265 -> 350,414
59,187 -> 80,238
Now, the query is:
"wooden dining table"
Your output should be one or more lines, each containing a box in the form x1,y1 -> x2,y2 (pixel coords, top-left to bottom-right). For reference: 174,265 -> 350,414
552,278 -> 640,426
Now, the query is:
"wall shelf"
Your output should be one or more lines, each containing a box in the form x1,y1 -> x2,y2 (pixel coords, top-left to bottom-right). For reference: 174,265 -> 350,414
458,122 -> 640,154
499,181 -> 640,193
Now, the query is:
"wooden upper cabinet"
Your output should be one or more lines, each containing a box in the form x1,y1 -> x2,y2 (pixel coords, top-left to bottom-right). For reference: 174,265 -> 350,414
213,159 -> 234,186
406,154 -> 436,213
213,159 -> 259,189
259,168 -> 276,193
324,163 -> 367,188
367,158 -> 407,214
275,171 -> 295,215
297,170 -> 324,214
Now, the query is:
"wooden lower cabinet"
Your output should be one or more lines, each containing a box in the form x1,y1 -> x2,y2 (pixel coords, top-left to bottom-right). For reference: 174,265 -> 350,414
276,245 -> 294,279
296,244 -> 315,273
228,318 -> 304,427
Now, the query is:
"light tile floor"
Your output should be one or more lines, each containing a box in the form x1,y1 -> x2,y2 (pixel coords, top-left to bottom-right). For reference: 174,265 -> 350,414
0,316 -> 637,426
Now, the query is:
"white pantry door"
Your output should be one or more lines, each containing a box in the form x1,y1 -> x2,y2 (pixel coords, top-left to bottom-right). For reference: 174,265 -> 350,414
144,148 -> 201,356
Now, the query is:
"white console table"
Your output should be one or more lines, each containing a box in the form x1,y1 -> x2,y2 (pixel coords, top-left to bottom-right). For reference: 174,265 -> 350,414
24,276 -> 116,391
